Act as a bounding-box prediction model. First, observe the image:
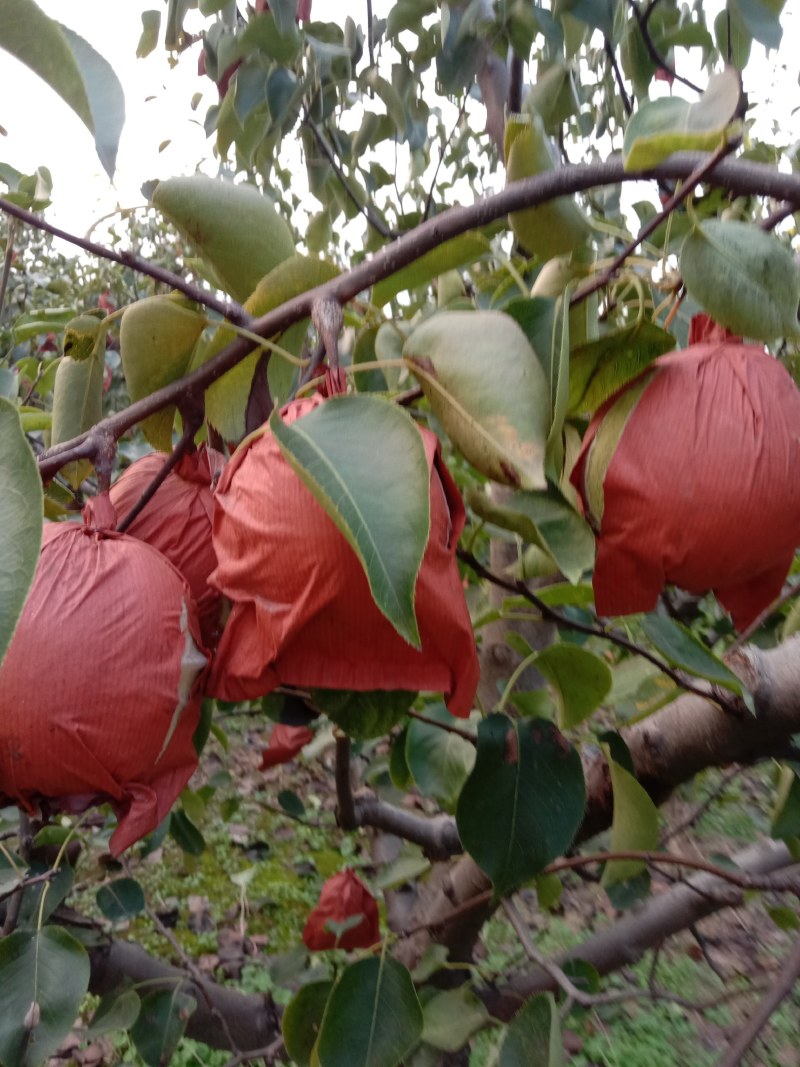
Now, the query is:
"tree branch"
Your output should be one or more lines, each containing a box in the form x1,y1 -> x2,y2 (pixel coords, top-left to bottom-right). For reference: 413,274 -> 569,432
36,154 -> 800,482
717,934 -> 800,1067
626,0 -> 702,94
484,839 -> 797,1017
0,197 -> 248,325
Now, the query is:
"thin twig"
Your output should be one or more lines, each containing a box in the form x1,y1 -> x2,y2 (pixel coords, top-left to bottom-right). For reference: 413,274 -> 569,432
0,196 -> 248,325
457,549 -> 743,714
303,115 -> 395,239
1,812 -> 34,936
571,141 -> 736,306
626,0 -> 702,94
503,896 -> 594,1005
366,0 -> 375,70
222,1036 -> 285,1067
717,935 -> 800,1067
423,95 -> 468,222
604,39 -> 632,117
406,709 -> 476,743
335,733 -> 357,831
661,767 -> 743,843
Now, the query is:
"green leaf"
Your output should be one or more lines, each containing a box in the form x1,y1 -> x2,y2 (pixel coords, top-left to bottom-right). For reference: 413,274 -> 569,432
601,754 -> 659,906
316,956 -> 423,1067
466,485 -> 594,584
270,395 -> 430,647
277,789 -> 307,819
311,690 -> 415,741
420,987 -> 489,1052
373,849 -> 431,892
50,351 -> 105,488
568,321 -> 675,415
533,644 -> 612,729
386,0 -> 438,37
771,765 -> 800,840
499,993 -> 563,1067
169,810 -> 206,856
120,295 -> 205,450
87,989 -> 142,1037
96,878 -> 146,923
404,310 -> 550,490
193,253 -> 338,442
130,989 -> 196,1067
641,614 -> 753,708
151,175 -> 296,303
505,113 -> 590,261
456,715 -> 586,895
731,0 -> 784,48
0,399 -> 42,671
371,233 -> 489,307
405,704 -> 476,813
136,10 -> 161,57
0,1 -> 125,177
623,67 -> 740,170
0,926 -> 90,1067
680,219 -> 800,341
283,981 -> 333,1067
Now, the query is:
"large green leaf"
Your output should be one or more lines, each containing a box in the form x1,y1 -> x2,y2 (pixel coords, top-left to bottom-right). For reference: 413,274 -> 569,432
151,175 -> 296,303
533,644 -> 612,729
0,0 -> 124,177
568,321 -> 675,415
0,926 -> 90,1067
601,754 -> 660,907
466,484 -> 594,584
130,989 -> 196,1067
505,113 -> 590,261
404,310 -> 550,490
119,295 -> 206,451
499,993 -> 563,1067
405,704 -> 476,813
87,990 -> 142,1037
0,400 -> 42,671
315,957 -> 423,1067
270,395 -> 430,646
456,714 -> 586,895
283,981 -> 333,1067
623,67 -> 741,170
50,350 -> 105,488
680,219 -> 800,341
371,233 -> 490,307
641,614 -> 753,708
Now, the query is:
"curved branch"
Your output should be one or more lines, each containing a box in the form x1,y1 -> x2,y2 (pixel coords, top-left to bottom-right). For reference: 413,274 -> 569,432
0,197 -> 249,325
37,153 -> 800,481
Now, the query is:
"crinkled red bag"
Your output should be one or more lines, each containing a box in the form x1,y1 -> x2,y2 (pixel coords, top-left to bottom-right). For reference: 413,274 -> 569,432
260,723 -> 314,770
571,315 -> 800,628
0,521 -> 207,854
302,869 -> 380,951
84,445 -> 225,647
208,395 -> 479,717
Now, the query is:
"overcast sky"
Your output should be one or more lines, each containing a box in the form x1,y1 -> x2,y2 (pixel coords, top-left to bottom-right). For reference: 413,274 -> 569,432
1,1 -> 797,242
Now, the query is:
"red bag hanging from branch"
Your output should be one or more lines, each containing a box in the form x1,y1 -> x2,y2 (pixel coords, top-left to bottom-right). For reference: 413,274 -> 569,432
302,869 -> 380,951
208,395 -> 479,717
83,445 -> 225,648
0,521 -> 208,855
570,315 -> 800,629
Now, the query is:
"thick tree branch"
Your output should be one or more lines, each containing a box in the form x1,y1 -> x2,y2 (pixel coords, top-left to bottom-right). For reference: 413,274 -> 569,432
87,936 -> 281,1050
36,153 -> 800,481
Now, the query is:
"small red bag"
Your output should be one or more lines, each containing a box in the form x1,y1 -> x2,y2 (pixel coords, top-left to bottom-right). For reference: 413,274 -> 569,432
302,869 -> 380,951
571,316 -> 800,628
0,522 -> 207,854
260,723 -> 314,770
84,445 -> 225,647
208,395 -> 479,717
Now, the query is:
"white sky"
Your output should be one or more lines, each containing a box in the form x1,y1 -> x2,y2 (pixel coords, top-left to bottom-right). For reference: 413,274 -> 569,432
1,1 -> 798,244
